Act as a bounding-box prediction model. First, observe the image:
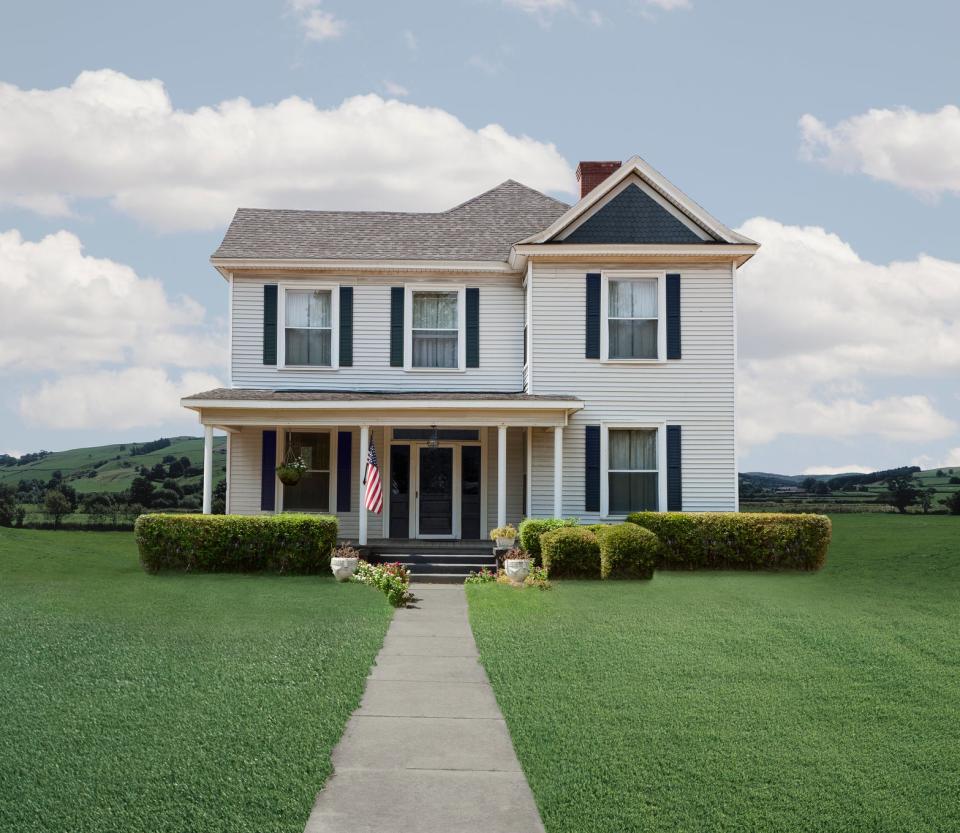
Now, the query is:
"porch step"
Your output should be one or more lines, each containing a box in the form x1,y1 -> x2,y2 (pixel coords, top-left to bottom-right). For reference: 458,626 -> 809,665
369,549 -> 497,584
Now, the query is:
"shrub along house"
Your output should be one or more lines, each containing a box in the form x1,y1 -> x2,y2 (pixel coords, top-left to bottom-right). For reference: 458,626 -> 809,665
183,157 -> 758,551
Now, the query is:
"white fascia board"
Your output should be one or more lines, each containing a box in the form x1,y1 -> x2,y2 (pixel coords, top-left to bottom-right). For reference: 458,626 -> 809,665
181,398 -> 584,412
511,242 -> 758,267
517,155 -> 758,247
209,256 -> 518,276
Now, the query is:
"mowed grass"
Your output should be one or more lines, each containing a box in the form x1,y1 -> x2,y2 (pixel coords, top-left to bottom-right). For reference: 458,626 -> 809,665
0,529 -> 393,833
467,515 -> 960,833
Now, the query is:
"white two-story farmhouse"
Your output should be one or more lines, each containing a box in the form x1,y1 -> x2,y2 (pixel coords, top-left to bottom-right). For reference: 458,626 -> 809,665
183,158 -> 758,545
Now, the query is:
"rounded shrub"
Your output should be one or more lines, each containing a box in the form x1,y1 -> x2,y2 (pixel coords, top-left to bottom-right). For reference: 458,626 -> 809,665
135,513 -> 338,574
626,512 -> 831,571
540,526 -> 600,579
518,518 -> 576,561
599,523 -> 658,580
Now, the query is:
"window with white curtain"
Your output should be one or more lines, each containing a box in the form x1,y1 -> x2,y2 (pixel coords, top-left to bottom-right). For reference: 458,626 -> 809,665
607,278 -> 659,360
412,291 -> 459,368
285,289 -> 332,366
608,428 -> 658,513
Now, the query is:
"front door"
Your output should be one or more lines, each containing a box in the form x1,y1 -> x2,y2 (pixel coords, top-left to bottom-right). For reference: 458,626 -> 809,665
417,447 -> 453,536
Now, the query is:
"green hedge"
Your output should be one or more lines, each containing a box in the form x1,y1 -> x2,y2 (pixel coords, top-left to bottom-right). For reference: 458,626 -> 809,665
599,523 -> 658,580
540,526 -> 600,578
136,513 -> 338,574
518,518 -> 576,560
626,512 -> 831,571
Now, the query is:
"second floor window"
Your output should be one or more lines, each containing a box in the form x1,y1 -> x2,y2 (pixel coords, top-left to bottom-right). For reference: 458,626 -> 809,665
412,290 -> 458,368
285,289 -> 332,366
608,278 -> 658,360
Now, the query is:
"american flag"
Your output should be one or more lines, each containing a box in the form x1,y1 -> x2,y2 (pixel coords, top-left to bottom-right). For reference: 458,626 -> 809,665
363,437 -> 383,514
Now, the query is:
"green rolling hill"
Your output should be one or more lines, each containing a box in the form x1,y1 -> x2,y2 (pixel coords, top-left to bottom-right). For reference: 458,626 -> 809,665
0,436 -> 226,495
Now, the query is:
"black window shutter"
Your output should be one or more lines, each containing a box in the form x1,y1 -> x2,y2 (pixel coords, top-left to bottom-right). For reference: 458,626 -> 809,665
666,425 -> 682,511
466,287 -> 480,368
584,425 -> 600,512
390,287 -> 404,367
666,274 -> 681,360
339,287 -> 353,367
585,273 -> 601,359
260,430 -> 276,511
263,285 -> 278,365
336,431 -> 352,512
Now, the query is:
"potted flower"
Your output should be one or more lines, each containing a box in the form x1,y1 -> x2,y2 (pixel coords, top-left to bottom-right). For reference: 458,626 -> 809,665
490,524 -> 517,549
276,455 -> 307,486
502,547 -> 532,584
330,542 -> 361,582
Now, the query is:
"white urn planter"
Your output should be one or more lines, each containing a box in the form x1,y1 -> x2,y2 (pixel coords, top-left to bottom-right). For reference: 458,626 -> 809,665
495,536 -> 516,549
331,557 -> 359,582
503,558 -> 531,584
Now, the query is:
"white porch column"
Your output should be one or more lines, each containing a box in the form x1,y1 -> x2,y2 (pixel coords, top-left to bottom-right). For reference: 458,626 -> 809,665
553,426 -> 563,518
497,425 -> 508,529
202,424 -> 213,514
525,426 -> 533,518
358,425 -> 369,545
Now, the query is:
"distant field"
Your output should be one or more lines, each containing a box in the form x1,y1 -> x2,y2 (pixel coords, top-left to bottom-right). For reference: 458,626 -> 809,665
742,466 -> 960,513
0,435 -> 225,495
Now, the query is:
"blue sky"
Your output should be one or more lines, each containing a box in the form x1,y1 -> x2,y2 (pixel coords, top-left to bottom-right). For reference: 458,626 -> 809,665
1,0 -> 959,474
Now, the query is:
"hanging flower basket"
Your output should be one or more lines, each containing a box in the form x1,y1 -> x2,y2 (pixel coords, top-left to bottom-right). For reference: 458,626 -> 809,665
276,451 -> 307,486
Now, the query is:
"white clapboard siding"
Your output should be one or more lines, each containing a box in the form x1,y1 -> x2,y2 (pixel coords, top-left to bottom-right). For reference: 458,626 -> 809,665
529,261 -> 737,515
227,428 -> 266,515
484,427 -> 526,531
232,275 -> 524,391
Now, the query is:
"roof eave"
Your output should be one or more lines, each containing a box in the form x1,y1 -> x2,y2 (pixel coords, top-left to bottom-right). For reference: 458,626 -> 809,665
209,256 -> 520,275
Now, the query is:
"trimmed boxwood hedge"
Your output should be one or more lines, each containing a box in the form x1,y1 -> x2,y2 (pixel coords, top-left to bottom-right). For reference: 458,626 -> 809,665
518,518 -> 576,561
540,526 -> 601,578
136,513 -> 338,574
599,523 -> 658,580
626,511 -> 831,571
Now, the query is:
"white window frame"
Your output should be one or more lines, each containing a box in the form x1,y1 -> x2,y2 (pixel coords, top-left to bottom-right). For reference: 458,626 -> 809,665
278,282 -> 340,370
601,271 -> 667,364
403,283 -> 466,372
600,422 -> 667,518
276,428 -> 337,514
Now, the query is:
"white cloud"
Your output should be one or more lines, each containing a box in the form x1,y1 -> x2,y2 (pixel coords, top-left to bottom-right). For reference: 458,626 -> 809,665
912,448 -> 960,470
801,464 -> 875,476
288,0 -> 346,41
383,79 -> 409,97
402,30 -> 417,51
503,0 -> 607,25
0,69 -> 575,231
736,217 -> 960,452
19,368 -> 221,431
2,450 -> 24,459
643,0 -> 691,9
800,105 -> 960,196
0,229 -> 224,372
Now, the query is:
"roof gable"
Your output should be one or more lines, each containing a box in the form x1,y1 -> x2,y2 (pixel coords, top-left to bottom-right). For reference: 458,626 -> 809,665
520,155 -> 757,247
559,182 -> 706,245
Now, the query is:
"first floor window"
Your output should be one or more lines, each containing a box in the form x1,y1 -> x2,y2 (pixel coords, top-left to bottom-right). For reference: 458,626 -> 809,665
285,289 -> 332,366
608,278 -> 658,360
608,428 -> 658,512
283,432 -> 330,511
412,290 -> 458,368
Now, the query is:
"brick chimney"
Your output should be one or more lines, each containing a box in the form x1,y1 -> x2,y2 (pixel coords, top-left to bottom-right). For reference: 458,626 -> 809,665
576,160 -> 621,199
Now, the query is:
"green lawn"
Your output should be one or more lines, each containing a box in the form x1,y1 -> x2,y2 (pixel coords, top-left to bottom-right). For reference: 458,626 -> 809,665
467,515 -> 960,833
0,528 -> 393,833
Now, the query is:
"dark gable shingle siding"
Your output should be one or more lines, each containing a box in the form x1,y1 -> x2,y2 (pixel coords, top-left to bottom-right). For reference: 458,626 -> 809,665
562,184 -> 705,245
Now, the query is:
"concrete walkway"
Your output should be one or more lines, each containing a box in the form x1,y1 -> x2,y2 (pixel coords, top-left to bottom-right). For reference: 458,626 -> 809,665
303,584 -> 546,833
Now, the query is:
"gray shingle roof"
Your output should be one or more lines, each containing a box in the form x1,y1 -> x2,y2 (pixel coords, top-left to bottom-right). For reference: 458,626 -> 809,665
212,180 -> 570,263
183,389 -> 580,403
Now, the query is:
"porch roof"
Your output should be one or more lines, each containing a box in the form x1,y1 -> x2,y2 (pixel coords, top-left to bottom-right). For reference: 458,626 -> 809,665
182,388 -> 583,428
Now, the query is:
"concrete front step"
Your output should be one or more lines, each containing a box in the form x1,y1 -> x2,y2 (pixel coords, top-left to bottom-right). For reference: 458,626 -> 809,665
377,552 -> 496,566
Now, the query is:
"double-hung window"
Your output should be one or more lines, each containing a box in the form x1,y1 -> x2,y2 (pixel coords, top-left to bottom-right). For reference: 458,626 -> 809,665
282,432 -> 331,511
603,273 -> 665,361
284,288 -> 334,367
407,287 -> 464,370
607,428 -> 659,513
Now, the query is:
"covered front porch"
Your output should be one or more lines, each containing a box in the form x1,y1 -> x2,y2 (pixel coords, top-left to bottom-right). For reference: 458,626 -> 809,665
183,390 -> 582,544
